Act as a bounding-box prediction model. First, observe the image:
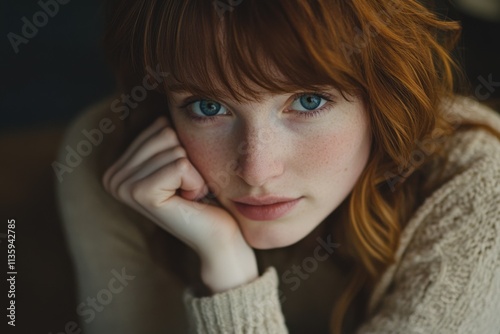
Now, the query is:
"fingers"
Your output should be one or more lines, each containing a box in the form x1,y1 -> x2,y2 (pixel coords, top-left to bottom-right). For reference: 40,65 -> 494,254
99,115 -> 241,257
106,127 -> 183,193
113,146 -> 187,199
102,114 -> 211,245
102,116 -> 168,190
128,157 -> 208,208
103,116 -> 186,192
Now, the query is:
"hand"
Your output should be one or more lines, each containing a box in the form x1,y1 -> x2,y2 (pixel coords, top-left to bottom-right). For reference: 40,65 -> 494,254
102,116 -> 258,292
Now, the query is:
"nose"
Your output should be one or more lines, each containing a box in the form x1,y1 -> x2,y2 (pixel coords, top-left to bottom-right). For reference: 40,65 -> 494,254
235,124 -> 284,187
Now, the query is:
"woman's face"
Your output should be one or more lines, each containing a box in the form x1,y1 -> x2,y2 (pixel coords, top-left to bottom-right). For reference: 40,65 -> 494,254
167,83 -> 372,250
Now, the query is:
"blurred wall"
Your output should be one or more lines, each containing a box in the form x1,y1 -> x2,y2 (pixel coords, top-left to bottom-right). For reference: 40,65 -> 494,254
1,0 -> 499,133
1,0 -> 115,133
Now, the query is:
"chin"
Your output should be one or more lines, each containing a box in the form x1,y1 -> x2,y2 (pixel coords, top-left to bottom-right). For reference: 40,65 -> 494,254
250,241 -> 291,250
242,227 -> 303,250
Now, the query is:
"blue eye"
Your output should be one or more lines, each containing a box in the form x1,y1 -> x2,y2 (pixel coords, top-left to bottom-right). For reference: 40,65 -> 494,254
193,100 -> 227,117
291,94 -> 327,111
178,91 -> 335,123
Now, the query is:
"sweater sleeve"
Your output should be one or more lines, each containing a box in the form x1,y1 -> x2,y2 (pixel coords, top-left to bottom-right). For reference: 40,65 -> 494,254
183,266 -> 289,334
357,154 -> 500,334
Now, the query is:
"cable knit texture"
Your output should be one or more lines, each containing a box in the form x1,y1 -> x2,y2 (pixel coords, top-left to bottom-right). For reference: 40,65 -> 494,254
57,96 -> 500,334
181,97 -> 500,334
183,267 -> 287,333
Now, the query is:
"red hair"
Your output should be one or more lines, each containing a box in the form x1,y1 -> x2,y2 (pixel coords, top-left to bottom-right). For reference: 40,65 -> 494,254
102,0 -> 500,332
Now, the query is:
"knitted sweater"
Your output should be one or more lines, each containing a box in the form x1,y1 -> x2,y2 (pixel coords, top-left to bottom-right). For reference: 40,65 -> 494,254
56,96 -> 500,334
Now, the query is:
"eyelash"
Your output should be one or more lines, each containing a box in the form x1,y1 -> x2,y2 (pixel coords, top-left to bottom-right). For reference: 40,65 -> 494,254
177,92 -> 336,124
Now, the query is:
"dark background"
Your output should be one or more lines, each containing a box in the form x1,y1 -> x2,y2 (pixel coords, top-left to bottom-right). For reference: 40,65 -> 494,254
0,0 -> 499,333
1,1 -> 115,334
1,1 -> 499,132
1,0 -> 115,132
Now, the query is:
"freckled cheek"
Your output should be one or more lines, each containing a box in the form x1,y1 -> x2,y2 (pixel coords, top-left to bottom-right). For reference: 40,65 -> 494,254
176,134 -> 230,181
298,133 -> 340,171
304,130 -> 368,176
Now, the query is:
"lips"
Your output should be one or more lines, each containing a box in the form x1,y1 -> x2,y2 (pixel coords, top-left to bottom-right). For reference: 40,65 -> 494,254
232,196 -> 302,221
232,195 -> 298,205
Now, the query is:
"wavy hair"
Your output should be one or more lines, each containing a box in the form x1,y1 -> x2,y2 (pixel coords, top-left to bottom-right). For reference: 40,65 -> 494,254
102,0 -> 500,332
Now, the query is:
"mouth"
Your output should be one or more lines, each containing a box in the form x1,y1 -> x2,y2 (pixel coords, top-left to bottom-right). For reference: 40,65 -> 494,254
232,197 -> 302,221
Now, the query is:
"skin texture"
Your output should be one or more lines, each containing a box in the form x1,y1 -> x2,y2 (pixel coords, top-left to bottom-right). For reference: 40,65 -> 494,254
102,80 -> 372,292
167,85 -> 373,250
102,114 -> 261,293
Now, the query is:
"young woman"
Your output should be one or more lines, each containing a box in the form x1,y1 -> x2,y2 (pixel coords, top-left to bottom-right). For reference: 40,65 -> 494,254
57,0 -> 500,333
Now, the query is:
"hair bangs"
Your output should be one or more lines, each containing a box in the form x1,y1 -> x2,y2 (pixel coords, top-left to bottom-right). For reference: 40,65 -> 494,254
142,0 -> 361,102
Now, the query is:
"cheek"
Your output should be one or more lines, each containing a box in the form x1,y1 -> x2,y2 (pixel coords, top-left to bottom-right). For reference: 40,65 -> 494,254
303,116 -> 371,184
175,130 -> 230,184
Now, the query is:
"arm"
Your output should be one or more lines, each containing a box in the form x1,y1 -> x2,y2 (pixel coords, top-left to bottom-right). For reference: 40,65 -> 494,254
56,100 -> 190,333
183,266 -> 288,334
98,108 -> 289,332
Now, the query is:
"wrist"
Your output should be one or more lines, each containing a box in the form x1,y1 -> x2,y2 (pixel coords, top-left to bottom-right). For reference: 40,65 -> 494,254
198,240 -> 258,294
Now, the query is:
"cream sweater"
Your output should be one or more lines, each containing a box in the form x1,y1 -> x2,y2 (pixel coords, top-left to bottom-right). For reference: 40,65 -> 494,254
56,96 -> 500,334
